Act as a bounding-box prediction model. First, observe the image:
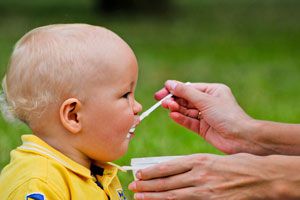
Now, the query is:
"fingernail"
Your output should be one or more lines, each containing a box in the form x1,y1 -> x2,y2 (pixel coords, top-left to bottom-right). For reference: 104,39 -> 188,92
134,193 -> 144,200
128,182 -> 136,190
136,171 -> 142,179
168,80 -> 177,91
163,99 -> 171,104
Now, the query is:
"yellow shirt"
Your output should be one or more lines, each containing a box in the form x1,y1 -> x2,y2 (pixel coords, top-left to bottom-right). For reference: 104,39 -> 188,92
0,135 -> 127,200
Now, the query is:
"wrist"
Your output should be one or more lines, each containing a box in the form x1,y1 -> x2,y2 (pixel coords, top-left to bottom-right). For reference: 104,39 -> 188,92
236,119 -> 286,155
267,155 -> 300,199
244,120 -> 300,155
233,118 -> 265,154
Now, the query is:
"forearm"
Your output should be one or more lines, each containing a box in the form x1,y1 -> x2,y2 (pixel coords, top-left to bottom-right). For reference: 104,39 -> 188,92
242,119 -> 300,155
265,155 -> 300,199
130,153 -> 300,200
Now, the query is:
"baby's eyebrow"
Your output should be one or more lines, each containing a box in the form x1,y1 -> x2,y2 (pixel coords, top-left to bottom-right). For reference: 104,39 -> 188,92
126,81 -> 135,89
119,80 -> 136,94
130,81 -> 135,88
119,82 -> 133,92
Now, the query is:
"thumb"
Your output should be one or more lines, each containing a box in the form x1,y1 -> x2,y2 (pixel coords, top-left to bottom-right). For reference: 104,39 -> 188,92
166,80 -> 210,109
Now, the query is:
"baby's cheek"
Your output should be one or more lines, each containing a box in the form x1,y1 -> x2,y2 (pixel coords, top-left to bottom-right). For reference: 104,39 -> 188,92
127,112 -> 135,126
126,106 -> 135,118
123,111 -> 135,130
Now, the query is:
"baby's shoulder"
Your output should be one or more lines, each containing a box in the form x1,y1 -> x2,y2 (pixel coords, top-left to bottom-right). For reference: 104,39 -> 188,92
0,150 -> 70,199
7,177 -> 66,200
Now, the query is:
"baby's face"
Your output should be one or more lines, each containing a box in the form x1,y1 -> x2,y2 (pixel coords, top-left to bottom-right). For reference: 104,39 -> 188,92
78,43 -> 142,162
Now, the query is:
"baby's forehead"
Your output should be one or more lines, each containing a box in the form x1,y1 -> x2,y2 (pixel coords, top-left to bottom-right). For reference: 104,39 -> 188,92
19,24 -> 128,69
19,24 -> 123,51
3,24 -> 137,125
19,24 -> 135,81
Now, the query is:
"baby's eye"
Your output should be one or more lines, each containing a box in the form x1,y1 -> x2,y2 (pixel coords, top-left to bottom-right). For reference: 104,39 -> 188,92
122,92 -> 131,98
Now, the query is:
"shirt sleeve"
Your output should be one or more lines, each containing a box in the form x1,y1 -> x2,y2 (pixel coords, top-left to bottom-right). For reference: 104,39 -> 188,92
8,178 -> 65,200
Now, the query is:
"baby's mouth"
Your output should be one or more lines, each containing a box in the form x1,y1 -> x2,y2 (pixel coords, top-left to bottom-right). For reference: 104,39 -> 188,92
126,131 -> 135,139
126,117 -> 140,138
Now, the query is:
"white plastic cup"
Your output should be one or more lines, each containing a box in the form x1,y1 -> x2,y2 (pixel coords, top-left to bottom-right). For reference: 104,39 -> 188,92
130,155 -> 184,180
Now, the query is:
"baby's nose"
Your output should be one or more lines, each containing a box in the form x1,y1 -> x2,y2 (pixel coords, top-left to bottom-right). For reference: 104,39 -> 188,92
133,100 -> 142,114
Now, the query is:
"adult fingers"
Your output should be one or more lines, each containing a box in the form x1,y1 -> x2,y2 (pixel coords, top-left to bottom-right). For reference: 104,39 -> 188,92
155,89 -> 196,110
129,171 -> 194,192
133,187 -> 202,200
165,80 -> 210,110
155,81 -> 213,106
166,100 -> 199,118
162,97 -> 197,111
170,112 -> 200,133
156,81 -> 228,105
154,88 -> 170,100
135,156 -> 194,181
162,98 -> 195,110
155,82 -> 208,108
166,81 -> 218,94
161,98 -> 177,109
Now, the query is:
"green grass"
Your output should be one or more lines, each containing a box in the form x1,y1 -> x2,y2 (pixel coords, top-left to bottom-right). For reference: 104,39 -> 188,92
1,0 -> 300,198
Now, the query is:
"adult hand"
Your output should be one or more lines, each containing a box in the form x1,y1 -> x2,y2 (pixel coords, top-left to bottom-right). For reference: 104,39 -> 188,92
155,80 -> 260,154
154,80 -> 300,155
129,153 -> 300,200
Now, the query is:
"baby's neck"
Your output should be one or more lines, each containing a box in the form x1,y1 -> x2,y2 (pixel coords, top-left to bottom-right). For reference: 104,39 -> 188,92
36,132 -> 92,169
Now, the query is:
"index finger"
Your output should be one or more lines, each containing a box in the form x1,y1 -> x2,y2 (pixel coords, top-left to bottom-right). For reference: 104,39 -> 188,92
154,80 -> 186,100
155,81 -> 214,105
154,87 -> 170,101
137,156 -> 193,180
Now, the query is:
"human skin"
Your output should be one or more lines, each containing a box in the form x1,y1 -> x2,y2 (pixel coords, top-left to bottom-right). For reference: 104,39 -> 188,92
28,25 -> 143,168
74,34 -> 143,164
128,80 -> 300,199
129,153 -> 300,200
154,81 -> 300,156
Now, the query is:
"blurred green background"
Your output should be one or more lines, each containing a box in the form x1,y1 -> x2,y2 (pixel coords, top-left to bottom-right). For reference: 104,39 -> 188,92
1,0 -> 300,198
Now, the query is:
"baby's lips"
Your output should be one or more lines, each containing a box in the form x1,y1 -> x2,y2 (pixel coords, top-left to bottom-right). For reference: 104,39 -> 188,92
134,117 -> 141,126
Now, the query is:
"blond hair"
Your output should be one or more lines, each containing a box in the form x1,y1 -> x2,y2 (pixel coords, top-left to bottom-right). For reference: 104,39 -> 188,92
0,24 -> 124,125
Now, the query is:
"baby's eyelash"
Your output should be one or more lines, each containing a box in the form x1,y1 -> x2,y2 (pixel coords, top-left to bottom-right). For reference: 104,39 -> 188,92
122,92 -> 131,98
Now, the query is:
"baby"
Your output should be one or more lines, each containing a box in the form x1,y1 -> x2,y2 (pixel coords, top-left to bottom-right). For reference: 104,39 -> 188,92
0,24 -> 142,200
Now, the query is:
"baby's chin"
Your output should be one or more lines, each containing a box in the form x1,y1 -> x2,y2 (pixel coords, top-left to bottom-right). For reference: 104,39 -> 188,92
114,143 -> 130,160
93,143 -> 129,163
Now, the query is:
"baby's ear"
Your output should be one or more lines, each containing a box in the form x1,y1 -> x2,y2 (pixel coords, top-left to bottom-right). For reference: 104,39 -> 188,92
60,98 -> 82,134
